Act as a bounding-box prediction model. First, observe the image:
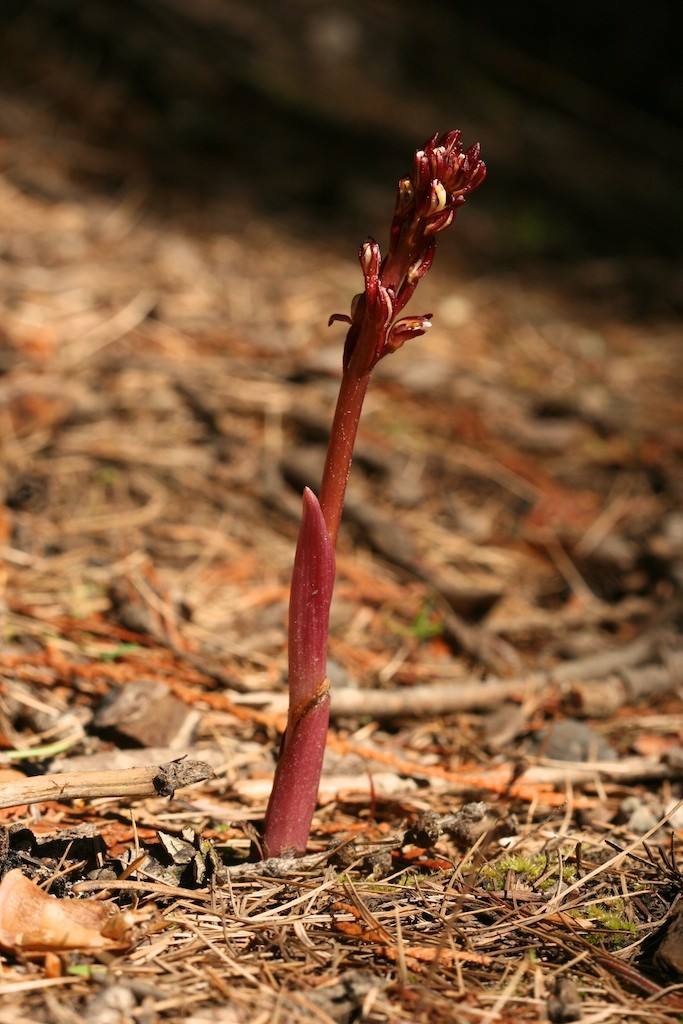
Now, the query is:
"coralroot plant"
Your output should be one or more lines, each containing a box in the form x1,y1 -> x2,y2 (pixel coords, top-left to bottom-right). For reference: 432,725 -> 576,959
262,131 -> 486,857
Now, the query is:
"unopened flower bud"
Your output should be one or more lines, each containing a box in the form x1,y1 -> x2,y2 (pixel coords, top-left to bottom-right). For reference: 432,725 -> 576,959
430,147 -> 447,183
359,239 -> 382,309
360,239 -> 381,276
413,150 -> 431,196
376,284 -> 394,331
441,128 -> 463,150
395,177 -> 414,214
429,181 -> 448,215
465,141 -> 482,165
406,240 -> 436,284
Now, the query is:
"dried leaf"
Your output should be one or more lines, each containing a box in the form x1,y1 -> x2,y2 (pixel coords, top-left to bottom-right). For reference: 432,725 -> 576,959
0,869 -> 134,953
383,945 -> 493,967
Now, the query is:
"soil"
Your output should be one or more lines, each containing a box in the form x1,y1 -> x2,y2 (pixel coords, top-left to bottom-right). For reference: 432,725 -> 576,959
1,9 -> 683,1023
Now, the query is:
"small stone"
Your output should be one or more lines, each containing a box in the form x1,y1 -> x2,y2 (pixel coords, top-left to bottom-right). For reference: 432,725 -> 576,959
619,795 -> 661,835
93,680 -> 200,750
547,976 -> 582,1022
530,719 -> 617,762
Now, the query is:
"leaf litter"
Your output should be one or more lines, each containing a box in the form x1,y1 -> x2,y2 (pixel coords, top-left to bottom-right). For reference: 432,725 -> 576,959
1,82 -> 683,1024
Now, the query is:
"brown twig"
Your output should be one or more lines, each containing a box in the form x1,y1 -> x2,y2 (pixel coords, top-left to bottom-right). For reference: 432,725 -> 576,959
252,638 -> 683,720
0,758 -> 215,810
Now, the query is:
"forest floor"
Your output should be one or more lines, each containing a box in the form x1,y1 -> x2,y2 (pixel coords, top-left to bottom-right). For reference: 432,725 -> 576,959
1,83 -> 683,1024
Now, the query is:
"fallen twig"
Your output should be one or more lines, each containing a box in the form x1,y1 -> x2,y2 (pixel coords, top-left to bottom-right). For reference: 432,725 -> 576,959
0,758 -> 215,810
235,748 -> 680,806
283,638 -> 682,720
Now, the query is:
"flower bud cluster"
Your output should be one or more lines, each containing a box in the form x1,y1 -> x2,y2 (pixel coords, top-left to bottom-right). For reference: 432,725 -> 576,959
412,130 -> 486,220
331,131 -> 485,374
390,131 -> 486,257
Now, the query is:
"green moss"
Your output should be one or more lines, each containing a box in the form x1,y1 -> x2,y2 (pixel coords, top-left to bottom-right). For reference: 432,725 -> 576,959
570,899 -> 637,950
479,852 -> 577,891
587,900 -> 637,935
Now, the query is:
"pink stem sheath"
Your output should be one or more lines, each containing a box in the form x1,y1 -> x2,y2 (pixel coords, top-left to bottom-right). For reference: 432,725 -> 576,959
262,488 -> 335,857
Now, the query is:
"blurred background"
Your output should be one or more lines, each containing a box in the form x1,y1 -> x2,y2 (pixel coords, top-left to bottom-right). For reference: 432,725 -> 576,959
2,0 -> 682,315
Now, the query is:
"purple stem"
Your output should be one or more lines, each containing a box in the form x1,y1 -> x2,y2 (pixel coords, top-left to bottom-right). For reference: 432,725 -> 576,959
263,131 -> 486,858
319,368 -> 370,549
